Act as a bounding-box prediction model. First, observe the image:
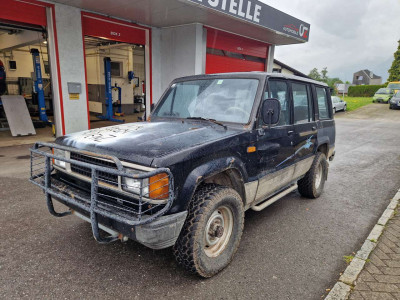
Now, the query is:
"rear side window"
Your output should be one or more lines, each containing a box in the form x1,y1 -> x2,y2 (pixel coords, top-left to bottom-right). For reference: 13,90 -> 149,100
268,80 -> 290,126
292,83 -> 313,124
316,87 -> 329,119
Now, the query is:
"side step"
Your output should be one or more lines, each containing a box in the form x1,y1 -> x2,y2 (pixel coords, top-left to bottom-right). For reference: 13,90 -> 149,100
251,184 -> 298,212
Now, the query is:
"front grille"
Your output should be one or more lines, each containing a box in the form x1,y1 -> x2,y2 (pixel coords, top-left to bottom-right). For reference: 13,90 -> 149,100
70,153 -> 118,186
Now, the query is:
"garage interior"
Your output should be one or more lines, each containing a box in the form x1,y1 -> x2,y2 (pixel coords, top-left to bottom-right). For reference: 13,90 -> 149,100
0,22 -> 55,145
84,36 -> 146,129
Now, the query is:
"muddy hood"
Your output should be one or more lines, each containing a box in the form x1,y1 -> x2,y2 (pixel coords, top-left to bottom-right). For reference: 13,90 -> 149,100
56,121 -> 241,167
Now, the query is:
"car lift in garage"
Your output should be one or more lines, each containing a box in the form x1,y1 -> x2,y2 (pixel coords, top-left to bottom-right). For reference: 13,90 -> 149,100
31,48 -> 50,124
97,57 -> 125,123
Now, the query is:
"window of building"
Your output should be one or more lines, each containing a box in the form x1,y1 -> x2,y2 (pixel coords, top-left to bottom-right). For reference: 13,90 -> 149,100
316,87 -> 329,119
268,80 -> 290,126
110,61 -> 123,77
292,82 -> 312,124
272,68 -> 282,73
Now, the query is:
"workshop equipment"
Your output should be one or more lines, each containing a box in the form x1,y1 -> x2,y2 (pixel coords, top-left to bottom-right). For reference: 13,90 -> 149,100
1,95 -> 36,136
113,83 -> 124,117
97,57 -> 124,123
30,49 -> 49,123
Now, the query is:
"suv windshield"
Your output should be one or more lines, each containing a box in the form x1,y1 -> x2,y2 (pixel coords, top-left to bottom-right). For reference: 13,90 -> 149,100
387,83 -> 400,89
376,88 -> 392,94
153,78 -> 259,124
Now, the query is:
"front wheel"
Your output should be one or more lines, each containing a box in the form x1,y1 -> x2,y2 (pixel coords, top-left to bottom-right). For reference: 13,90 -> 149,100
298,152 -> 328,198
173,184 -> 244,278
343,105 -> 347,111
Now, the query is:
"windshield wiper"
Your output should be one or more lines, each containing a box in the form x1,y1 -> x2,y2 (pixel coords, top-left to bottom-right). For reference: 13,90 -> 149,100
186,117 -> 227,129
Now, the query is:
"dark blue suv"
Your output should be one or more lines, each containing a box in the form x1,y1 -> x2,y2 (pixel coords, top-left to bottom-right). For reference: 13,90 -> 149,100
30,73 -> 335,277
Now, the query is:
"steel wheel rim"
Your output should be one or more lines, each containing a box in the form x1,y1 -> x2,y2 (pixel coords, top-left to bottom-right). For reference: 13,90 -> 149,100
315,163 -> 323,189
204,206 -> 234,258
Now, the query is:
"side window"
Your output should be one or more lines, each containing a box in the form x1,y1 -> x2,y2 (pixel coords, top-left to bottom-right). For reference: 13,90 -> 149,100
316,87 -> 329,119
292,82 -> 312,124
268,80 -> 290,126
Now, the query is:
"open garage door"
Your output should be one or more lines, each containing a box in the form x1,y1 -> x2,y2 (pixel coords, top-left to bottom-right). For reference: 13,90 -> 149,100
206,28 -> 269,74
81,13 -> 152,129
0,0 -> 63,143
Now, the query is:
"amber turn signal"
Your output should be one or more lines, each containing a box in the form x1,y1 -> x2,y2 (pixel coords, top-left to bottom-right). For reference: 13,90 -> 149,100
149,173 -> 169,200
247,146 -> 256,153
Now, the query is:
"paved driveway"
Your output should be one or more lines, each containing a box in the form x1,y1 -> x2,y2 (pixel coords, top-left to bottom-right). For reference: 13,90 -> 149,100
1,104 -> 399,299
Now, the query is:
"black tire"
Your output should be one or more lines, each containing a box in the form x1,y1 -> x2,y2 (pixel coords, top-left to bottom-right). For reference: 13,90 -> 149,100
297,152 -> 328,199
173,184 -> 244,278
333,108 -> 336,114
343,105 -> 347,112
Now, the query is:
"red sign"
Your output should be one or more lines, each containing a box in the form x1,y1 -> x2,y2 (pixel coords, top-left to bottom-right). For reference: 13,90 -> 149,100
0,0 -> 47,26
82,14 -> 146,45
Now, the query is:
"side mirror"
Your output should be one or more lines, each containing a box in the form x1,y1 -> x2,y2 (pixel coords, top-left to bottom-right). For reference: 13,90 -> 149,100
262,98 -> 281,128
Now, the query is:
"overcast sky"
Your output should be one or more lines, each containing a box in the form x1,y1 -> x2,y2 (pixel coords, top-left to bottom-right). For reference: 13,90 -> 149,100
260,0 -> 400,82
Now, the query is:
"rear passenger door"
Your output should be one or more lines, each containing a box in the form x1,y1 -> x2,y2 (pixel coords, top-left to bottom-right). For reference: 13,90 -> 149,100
290,81 -> 317,166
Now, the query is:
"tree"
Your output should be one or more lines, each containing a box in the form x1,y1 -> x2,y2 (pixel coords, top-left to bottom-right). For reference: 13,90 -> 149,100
321,67 -> 328,82
308,68 -> 321,81
388,40 -> 400,82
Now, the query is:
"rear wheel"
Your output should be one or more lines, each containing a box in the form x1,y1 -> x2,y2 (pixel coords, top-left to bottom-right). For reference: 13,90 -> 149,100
173,184 -> 244,278
298,152 -> 328,198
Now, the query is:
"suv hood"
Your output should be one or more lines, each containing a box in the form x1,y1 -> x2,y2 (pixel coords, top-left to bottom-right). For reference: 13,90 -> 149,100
56,121 -> 242,166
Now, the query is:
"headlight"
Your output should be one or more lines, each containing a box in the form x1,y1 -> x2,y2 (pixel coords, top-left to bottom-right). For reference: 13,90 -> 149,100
123,171 -> 169,200
123,177 -> 149,196
52,148 -> 66,169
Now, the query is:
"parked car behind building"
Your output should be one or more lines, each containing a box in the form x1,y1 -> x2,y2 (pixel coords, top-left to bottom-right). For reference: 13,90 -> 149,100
373,88 -> 394,103
331,96 -> 347,113
389,91 -> 400,109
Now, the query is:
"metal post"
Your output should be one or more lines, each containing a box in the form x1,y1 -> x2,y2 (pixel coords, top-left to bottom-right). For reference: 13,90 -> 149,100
31,49 -> 48,123
44,156 -> 71,217
90,168 -> 118,243
96,57 -> 124,123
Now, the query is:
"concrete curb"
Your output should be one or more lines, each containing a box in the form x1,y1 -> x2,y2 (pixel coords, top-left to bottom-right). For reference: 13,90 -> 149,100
325,188 -> 400,300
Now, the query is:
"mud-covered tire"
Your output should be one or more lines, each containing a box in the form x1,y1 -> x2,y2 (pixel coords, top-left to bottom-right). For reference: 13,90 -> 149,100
173,184 -> 244,278
297,152 -> 328,199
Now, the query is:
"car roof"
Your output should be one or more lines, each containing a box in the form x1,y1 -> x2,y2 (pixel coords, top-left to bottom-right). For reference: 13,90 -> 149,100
172,72 -> 329,87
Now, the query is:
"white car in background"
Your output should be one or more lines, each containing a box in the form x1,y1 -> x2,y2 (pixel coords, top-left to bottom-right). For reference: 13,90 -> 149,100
331,96 -> 347,113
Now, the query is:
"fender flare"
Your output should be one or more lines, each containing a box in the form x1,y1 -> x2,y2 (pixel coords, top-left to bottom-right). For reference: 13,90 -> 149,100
179,156 -> 248,207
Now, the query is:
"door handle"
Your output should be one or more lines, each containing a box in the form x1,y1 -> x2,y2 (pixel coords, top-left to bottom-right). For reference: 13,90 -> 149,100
287,130 -> 294,135
312,126 -> 316,131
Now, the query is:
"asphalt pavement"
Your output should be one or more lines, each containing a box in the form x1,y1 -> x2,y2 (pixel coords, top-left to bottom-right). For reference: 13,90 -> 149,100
1,104 -> 399,299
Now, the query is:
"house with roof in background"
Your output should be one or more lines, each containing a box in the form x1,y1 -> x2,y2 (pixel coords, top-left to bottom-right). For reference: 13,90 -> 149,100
352,69 -> 382,85
272,59 -> 310,78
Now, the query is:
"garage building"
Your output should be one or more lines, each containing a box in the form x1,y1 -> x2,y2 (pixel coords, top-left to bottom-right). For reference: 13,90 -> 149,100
0,0 -> 310,138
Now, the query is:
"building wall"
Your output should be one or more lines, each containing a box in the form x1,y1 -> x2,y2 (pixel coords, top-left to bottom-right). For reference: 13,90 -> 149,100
152,24 -> 206,103
272,62 -> 294,75
54,3 -> 88,134
0,48 -> 50,80
370,78 -> 382,85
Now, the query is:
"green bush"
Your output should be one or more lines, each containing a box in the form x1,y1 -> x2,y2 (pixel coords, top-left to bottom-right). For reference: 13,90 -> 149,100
348,85 -> 386,97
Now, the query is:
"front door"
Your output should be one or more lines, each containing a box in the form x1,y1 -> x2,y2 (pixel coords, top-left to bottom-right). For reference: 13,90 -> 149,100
255,79 -> 296,202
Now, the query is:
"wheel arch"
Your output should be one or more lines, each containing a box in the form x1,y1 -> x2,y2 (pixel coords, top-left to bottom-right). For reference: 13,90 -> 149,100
179,157 -> 248,208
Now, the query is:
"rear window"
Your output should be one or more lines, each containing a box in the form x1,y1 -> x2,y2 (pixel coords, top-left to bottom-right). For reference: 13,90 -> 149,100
387,83 -> 400,89
316,87 -> 329,119
376,88 -> 391,94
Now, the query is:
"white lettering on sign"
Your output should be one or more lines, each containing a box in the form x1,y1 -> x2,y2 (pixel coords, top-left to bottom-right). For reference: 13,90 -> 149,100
195,0 -> 262,23
110,31 -> 121,37
229,0 -> 237,14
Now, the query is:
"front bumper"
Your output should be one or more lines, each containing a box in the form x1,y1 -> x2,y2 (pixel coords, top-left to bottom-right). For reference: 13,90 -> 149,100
29,142 -> 184,248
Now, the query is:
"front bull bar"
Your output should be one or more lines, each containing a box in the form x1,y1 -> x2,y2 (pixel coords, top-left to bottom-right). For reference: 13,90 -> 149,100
29,142 -> 174,244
